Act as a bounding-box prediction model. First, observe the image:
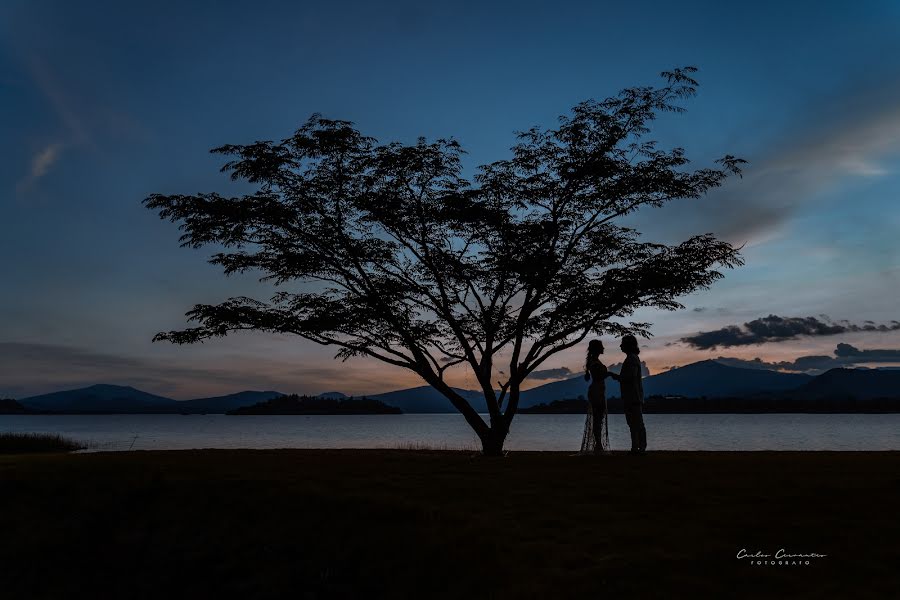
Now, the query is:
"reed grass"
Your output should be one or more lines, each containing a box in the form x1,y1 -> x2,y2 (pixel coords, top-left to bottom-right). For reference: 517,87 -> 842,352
0,432 -> 85,454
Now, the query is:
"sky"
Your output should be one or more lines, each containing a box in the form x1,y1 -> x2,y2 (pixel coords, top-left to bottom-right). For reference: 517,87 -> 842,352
2,0 -> 900,399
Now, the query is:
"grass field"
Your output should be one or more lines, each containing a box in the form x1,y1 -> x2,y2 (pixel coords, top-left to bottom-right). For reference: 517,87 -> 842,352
0,432 -> 84,453
1,450 -> 897,599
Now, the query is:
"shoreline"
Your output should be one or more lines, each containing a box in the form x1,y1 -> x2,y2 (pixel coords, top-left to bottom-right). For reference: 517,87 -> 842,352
5,410 -> 900,414
63,448 -> 900,454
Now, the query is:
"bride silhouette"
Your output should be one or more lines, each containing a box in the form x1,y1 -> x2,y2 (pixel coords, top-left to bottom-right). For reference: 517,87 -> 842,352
581,339 -> 613,454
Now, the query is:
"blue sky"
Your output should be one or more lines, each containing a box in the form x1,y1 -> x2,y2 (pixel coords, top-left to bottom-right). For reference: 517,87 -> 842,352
2,0 -> 900,398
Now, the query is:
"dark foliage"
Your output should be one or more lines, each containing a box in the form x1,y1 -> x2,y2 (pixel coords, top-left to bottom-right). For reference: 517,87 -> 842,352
146,67 -> 744,454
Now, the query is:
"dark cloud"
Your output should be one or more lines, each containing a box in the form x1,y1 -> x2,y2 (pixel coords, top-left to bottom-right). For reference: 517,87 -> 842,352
714,343 -> 900,374
712,357 -> 782,371
681,315 -> 900,349
834,343 -> 900,360
529,367 -> 573,380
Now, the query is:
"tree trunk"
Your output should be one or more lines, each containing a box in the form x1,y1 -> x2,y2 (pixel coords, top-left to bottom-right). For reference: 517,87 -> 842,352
479,425 -> 508,457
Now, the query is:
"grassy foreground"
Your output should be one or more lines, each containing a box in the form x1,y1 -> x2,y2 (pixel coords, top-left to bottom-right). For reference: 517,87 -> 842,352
0,432 -> 84,453
0,450 -> 897,599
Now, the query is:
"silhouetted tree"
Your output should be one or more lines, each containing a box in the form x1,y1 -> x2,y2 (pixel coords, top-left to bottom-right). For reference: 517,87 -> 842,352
146,67 -> 744,455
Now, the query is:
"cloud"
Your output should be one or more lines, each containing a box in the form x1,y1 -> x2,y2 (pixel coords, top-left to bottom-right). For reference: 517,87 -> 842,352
0,341 -> 255,398
834,342 -> 900,361
713,343 -> 900,374
529,367 -> 573,380
27,55 -> 93,147
16,141 -> 66,195
609,360 -> 651,377
713,355 -> 840,373
15,55 -> 86,196
1,342 -> 142,371
709,357 -> 774,371
529,361 -> 652,380
0,341 -> 392,399
681,315 -> 900,350
642,75 -> 900,244
30,142 -> 64,178
15,54 -> 112,196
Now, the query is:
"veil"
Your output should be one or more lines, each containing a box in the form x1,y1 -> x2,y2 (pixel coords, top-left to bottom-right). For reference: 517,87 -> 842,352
580,393 -> 610,454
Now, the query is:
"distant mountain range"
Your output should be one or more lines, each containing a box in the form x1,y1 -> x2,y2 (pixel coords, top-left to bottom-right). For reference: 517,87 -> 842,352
648,359 -> 814,397
788,367 -> 900,400
517,360 -> 813,406
7,360 -> 900,414
367,386 -> 490,413
16,385 -> 282,414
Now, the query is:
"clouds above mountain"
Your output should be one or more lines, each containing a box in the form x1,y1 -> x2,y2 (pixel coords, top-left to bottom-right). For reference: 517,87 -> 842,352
0,341 -> 392,399
834,343 -> 900,361
713,343 -> 900,374
524,361 -> 650,382
0,342 -> 277,399
682,315 -> 900,350
609,360 -> 651,378
714,355 -> 839,373
529,367 -> 574,380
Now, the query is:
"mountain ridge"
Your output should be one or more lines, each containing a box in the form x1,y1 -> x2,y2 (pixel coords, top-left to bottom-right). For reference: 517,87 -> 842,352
517,359 -> 813,408
19,386 -> 283,414
13,362 -> 900,413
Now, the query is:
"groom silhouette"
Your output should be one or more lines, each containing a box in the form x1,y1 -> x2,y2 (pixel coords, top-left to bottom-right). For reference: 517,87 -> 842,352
611,335 -> 647,454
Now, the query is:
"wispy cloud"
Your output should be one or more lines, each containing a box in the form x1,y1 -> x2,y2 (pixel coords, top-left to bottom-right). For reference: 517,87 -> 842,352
29,141 -> 64,178
0,341 -> 419,399
644,76 -> 900,245
0,341 -> 250,398
16,140 -> 65,194
15,55 -> 96,197
26,54 -> 93,147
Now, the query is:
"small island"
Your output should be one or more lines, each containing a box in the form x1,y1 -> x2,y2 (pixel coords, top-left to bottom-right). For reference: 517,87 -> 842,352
227,394 -> 402,415
0,399 -> 29,414
519,398 -> 589,414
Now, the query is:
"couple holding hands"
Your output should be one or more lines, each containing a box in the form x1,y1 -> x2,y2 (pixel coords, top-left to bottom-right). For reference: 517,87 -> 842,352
581,335 -> 647,455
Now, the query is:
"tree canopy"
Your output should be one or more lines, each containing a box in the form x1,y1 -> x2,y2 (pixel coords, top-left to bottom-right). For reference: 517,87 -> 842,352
146,67 -> 744,454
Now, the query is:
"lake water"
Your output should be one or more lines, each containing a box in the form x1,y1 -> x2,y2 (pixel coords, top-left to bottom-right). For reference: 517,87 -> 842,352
1,413 -> 898,451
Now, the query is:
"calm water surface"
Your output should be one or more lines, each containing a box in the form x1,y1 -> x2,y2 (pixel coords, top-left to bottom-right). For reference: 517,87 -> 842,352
2,413 -> 898,451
